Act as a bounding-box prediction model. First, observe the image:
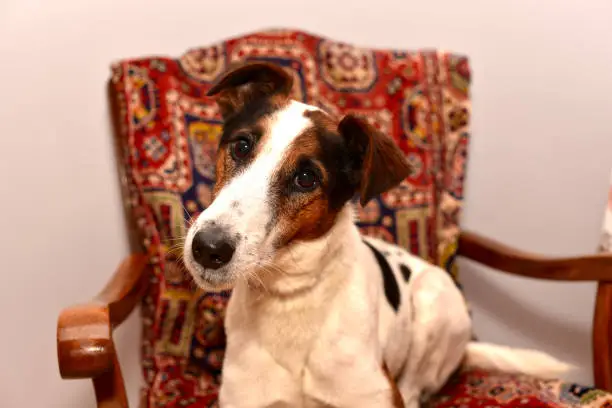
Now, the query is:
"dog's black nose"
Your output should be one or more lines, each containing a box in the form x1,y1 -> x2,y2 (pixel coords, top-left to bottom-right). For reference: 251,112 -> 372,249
191,228 -> 235,270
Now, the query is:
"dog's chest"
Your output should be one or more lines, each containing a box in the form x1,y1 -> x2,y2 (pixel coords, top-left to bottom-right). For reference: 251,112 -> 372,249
225,283 -> 340,377
222,267 -> 385,406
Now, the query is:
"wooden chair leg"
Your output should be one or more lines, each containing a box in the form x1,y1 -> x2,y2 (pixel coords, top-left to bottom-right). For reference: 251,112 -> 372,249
593,281 -> 612,392
93,339 -> 129,408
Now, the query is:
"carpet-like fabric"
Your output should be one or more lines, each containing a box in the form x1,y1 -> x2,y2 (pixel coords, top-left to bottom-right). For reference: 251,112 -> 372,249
430,369 -> 612,408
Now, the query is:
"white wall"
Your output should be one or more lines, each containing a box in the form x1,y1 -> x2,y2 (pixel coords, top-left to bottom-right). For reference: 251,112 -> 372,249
1,1 -> 611,407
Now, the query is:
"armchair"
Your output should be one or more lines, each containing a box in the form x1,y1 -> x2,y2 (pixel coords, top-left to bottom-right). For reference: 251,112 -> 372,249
57,29 -> 612,408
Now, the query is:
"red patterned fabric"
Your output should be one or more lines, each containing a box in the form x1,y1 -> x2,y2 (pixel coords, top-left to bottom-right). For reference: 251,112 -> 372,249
108,29 -> 607,408
430,369 -> 612,408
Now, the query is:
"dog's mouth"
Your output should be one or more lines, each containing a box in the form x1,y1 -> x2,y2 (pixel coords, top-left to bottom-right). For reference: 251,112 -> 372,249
180,241 -> 233,291
183,241 -> 265,292
186,262 -> 237,292
185,248 -> 278,293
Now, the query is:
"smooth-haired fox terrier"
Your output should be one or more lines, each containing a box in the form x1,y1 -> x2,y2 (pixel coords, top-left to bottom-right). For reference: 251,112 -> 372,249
183,62 -> 570,408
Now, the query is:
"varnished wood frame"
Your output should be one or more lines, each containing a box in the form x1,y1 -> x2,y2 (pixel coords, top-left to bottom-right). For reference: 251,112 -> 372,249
56,81 -> 612,408
57,254 -> 149,408
459,231 -> 612,390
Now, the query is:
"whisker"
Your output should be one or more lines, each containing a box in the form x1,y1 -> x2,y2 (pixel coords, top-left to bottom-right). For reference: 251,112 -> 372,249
258,261 -> 286,276
249,267 -> 270,294
165,242 -> 186,251
163,236 -> 188,243
324,235 -> 333,262
287,245 -> 308,275
166,239 -> 186,247
239,260 -> 274,294
179,202 -> 195,224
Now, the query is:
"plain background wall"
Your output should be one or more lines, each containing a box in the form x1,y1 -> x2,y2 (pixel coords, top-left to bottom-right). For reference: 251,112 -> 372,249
1,0 -> 611,407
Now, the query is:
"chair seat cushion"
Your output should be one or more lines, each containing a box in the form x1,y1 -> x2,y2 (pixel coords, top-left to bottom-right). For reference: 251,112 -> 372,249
144,366 -> 612,407
430,369 -> 612,408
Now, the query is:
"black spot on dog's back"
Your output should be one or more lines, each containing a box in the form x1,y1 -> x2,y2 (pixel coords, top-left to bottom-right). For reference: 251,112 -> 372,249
364,240 -> 400,312
399,264 -> 412,282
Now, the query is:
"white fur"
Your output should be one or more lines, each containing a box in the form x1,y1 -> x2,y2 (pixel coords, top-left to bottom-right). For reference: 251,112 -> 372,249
184,100 -> 572,408
464,342 -> 573,379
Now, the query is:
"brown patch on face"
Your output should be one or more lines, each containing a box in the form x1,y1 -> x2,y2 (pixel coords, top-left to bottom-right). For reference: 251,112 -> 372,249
212,147 -> 229,197
270,110 -> 357,248
274,190 -> 337,246
382,362 -> 405,408
271,127 -> 333,246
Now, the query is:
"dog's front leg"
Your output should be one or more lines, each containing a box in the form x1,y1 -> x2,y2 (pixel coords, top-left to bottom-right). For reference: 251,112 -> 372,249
302,363 -> 403,408
219,368 -> 300,408
219,343 -> 301,407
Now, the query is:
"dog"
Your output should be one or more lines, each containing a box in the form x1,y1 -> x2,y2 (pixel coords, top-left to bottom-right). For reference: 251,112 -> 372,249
182,61 -> 571,408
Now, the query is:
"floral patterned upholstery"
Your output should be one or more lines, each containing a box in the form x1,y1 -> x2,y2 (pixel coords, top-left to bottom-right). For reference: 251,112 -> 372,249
430,369 -> 612,408
108,28 -> 611,407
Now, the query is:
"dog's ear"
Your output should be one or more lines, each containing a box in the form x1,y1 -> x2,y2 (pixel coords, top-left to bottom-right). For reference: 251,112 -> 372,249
207,61 -> 294,119
338,114 -> 413,206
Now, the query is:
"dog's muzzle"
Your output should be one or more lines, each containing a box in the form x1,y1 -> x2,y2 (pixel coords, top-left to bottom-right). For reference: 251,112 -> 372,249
191,226 -> 236,270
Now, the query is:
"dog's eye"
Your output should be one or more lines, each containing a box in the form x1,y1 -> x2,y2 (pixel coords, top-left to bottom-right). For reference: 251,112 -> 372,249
230,138 -> 252,160
293,169 -> 319,191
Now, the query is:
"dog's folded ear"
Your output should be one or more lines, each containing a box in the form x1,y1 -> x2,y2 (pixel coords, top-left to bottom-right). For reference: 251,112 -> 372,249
207,61 -> 294,119
338,114 -> 413,207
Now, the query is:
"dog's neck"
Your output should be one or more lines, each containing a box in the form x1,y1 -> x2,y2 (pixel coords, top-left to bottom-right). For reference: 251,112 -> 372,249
237,203 -> 360,299
225,204 -> 367,378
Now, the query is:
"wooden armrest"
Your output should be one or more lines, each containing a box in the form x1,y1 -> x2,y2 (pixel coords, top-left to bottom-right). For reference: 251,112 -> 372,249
458,230 -> 612,281
57,254 -> 149,379
458,230 -> 612,392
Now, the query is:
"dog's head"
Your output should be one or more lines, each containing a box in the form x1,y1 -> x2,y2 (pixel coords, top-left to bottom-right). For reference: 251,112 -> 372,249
183,62 -> 412,290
